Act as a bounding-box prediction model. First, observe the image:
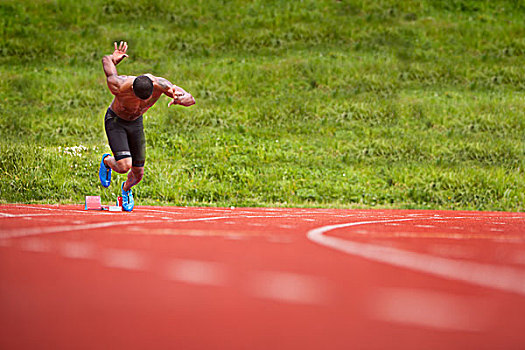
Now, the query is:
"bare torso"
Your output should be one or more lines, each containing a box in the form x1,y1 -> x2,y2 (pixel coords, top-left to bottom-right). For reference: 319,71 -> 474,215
109,76 -> 163,121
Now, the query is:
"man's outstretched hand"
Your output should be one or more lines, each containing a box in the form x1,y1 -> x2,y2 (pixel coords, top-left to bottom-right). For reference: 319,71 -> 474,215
167,89 -> 185,107
112,41 -> 128,65
168,86 -> 196,107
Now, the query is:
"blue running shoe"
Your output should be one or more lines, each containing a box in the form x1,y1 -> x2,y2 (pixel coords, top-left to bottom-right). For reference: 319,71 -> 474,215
121,182 -> 134,212
99,153 -> 112,188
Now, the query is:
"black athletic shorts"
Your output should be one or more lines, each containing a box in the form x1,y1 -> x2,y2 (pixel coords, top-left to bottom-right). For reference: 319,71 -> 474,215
104,108 -> 146,167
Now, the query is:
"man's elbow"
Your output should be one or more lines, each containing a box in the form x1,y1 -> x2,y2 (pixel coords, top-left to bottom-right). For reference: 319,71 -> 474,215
102,55 -> 116,68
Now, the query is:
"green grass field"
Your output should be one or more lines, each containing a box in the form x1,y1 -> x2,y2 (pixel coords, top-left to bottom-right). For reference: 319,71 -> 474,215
1,0 -> 524,211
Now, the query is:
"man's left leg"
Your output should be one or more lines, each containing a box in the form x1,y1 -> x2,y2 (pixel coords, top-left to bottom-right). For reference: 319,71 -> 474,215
121,115 -> 146,211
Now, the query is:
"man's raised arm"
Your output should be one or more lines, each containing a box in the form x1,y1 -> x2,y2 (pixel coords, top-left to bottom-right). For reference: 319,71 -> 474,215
102,41 -> 129,95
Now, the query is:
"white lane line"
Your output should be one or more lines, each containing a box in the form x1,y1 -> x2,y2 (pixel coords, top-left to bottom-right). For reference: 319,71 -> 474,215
9,205 -> 62,211
10,205 -> 89,214
102,249 -> 146,271
369,288 -> 491,332
167,216 -> 231,223
162,215 -> 303,223
138,209 -> 185,214
278,224 -> 295,229
60,241 -> 95,260
243,215 -> 296,219
307,219 -> 525,296
415,225 -> 435,228
165,259 -> 227,286
0,213 -> 68,218
249,271 -> 328,305
0,216 -> 241,239
224,234 -> 247,241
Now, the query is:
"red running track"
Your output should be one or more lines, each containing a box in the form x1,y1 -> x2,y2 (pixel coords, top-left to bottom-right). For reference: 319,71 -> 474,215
1,204 -> 525,349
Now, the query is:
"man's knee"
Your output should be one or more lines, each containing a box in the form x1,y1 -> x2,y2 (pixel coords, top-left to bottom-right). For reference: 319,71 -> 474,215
115,158 -> 132,173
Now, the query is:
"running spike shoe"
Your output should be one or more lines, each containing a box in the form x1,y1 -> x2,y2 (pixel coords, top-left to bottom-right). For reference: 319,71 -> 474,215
99,153 -> 112,188
121,182 -> 134,212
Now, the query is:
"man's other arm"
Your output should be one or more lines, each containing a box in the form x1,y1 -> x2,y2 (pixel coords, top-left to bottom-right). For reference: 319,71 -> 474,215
154,76 -> 195,107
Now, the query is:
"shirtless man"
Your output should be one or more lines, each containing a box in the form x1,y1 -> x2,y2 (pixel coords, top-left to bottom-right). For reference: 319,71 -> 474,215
99,41 -> 195,211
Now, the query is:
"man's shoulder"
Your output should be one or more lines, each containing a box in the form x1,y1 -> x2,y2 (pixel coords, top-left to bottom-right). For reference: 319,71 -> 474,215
117,75 -> 135,90
121,75 -> 137,83
108,74 -> 135,86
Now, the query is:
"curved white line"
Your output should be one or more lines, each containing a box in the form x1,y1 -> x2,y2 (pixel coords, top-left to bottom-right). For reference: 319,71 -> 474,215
307,219 -> 525,296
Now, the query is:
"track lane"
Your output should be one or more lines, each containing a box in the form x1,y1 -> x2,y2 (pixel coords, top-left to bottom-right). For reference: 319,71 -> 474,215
1,204 -> 524,349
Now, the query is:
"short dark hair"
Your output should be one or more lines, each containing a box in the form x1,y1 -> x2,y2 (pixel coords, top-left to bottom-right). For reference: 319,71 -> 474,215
132,75 -> 153,100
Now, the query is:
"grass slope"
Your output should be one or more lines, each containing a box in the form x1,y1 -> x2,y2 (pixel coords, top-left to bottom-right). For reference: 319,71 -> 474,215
1,0 -> 524,210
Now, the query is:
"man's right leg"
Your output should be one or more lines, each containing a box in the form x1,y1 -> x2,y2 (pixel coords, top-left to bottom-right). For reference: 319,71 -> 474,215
121,166 -> 143,212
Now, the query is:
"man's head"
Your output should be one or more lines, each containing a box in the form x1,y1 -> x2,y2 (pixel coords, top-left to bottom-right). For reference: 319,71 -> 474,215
133,75 -> 153,100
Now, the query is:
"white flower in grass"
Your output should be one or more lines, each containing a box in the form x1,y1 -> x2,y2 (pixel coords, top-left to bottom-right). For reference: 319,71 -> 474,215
62,145 -> 88,157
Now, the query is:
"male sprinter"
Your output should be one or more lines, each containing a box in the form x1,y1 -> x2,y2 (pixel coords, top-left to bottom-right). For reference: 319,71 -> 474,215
99,41 -> 195,211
